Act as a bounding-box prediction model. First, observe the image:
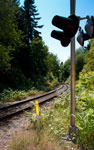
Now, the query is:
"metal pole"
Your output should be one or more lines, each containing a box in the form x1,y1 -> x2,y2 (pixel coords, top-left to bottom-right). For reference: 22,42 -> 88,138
70,38 -> 75,126
70,0 -> 75,15
69,0 -> 76,135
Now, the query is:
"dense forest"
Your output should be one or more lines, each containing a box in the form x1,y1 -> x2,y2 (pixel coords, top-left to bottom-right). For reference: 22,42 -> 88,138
0,0 -> 94,92
0,0 -> 60,91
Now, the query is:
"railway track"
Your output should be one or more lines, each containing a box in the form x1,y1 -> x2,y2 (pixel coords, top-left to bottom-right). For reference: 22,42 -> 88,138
0,85 -> 68,120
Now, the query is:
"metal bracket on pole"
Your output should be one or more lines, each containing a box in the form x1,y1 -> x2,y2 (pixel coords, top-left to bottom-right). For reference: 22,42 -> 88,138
78,15 -> 89,21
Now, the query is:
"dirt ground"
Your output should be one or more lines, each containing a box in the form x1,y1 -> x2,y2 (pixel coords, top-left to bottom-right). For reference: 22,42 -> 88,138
0,113 -> 30,150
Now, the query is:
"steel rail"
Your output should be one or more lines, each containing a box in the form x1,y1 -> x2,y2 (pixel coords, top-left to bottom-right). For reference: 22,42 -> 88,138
0,85 -> 68,120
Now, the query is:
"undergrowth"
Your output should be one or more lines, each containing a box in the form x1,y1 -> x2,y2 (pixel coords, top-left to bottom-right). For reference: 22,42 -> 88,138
9,89 -> 79,150
75,72 -> 94,149
8,72 -> 94,150
30,90 -> 70,137
0,88 -> 41,103
0,76 -> 59,103
30,72 -> 94,149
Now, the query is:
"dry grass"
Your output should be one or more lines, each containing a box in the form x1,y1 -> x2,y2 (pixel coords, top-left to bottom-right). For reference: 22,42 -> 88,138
9,130 -> 63,150
9,130 -> 79,150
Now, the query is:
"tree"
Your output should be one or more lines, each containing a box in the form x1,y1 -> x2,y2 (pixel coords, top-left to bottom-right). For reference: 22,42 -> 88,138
0,45 -> 11,71
19,0 -> 43,44
60,48 -> 85,82
0,0 -> 22,48
75,48 -> 85,79
29,38 -> 48,78
0,0 -> 61,90
83,41 -> 90,54
47,53 -> 60,77
15,38 -> 48,80
0,0 -> 23,90
0,0 -> 22,71
60,59 -> 71,82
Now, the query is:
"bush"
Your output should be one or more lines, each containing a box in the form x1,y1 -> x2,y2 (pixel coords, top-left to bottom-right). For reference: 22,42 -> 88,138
76,72 -> 94,149
0,88 -> 41,103
0,88 -> 26,102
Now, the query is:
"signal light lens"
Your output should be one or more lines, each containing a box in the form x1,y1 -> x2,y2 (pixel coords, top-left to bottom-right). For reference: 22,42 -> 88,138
51,30 -> 70,47
77,30 -> 84,46
77,29 -> 91,46
85,16 -> 94,37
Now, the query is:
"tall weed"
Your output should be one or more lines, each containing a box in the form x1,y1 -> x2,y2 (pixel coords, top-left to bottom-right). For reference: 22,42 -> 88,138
76,72 -> 94,149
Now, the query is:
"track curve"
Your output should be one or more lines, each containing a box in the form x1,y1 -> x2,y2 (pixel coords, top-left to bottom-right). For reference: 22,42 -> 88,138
0,84 -> 68,120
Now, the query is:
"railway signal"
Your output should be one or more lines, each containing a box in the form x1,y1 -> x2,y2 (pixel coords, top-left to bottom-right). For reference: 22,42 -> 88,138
77,28 -> 91,46
51,30 -> 71,47
77,16 -> 94,46
85,16 -> 94,37
51,15 -> 79,47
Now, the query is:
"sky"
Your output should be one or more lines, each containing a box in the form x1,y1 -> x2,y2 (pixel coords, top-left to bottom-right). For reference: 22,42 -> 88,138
20,0 -> 94,63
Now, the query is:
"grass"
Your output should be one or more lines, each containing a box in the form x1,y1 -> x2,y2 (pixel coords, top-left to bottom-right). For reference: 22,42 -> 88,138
9,130 -> 63,150
9,130 -> 79,150
9,89 -> 79,150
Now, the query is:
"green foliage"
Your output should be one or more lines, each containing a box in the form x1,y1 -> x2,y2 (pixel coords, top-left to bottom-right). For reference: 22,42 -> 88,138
0,0 -> 23,90
60,48 -> 85,82
30,38 -> 48,77
0,0 -> 22,47
0,88 -> 40,103
82,39 -> 94,72
20,0 -> 43,44
30,71 -> 94,149
0,0 -> 59,92
0,88 -> 26,102
60,59 -> 70,82
45,72 -> 59,91
76,72 -> 94,91
77,109 -> 94,148
76,72 -> 94,149
75,48 -> 85,79
0,0 -> 20,66
0,0 -> 60,92
0,44 -> 11,70
46,53 -> 60,79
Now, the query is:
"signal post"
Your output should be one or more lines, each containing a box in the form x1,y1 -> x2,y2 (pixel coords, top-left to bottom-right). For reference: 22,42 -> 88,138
69,0 -> 78,138
51,0 -> 79,139
51,0 -> 94,139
